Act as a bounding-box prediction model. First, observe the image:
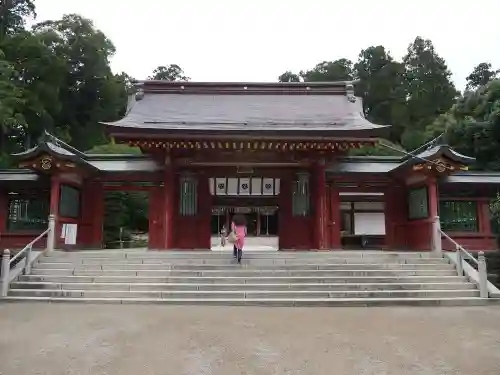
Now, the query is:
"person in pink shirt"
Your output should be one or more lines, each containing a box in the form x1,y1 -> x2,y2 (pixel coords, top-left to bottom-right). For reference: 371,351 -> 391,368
231,214 -> 247,264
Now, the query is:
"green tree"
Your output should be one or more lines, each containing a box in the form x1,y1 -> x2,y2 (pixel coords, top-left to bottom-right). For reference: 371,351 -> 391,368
0,48 -> 25,163
300,59 -> 354,82
0,0 -> 35,40
278,71 -> 301,82
403,37 -> 459,135
349,141 -> 406,157
33,14 -> 128,151
354,46 -> 409,143
1,31 -> 66,148
466,62 -> 499,91
445,79 -> 500,170
149,64 -> 189,81
86,142 -> 141,154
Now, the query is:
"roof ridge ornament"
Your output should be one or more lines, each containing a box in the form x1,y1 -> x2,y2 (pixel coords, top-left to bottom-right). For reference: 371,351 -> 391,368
43,130 -> 87,159
404,132 -> 446,161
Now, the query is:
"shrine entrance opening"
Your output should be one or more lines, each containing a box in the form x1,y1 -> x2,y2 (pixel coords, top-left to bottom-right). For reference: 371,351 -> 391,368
102,187 -> 150,249
211,206 -> 279,237
209,175 -> 280,250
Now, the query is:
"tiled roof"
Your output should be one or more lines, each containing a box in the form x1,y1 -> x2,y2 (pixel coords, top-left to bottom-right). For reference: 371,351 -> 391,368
104,81 -> 390,138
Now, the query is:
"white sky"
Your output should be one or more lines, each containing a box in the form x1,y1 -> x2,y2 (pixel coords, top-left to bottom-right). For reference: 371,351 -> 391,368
33,0 -> 500,91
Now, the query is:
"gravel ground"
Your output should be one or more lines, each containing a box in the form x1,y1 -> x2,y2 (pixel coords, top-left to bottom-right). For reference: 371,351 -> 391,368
0,304 -> 499,375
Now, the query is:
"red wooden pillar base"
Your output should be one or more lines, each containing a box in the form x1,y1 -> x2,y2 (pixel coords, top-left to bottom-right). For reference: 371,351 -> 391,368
427,178 -> 439,251
313,162 -> 328,251
49,176 -> 61,246
163,165 -> 175,249
329,184 -> 341,249
148,186 -> 163,249
384,186 -> 396,250
0,189 -> 7,234
278,172 -> 292,250
197,172 -> 212,249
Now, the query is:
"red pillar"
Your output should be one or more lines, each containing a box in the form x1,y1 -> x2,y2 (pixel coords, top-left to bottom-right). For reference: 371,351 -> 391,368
479,201 -> 492,234
197,172 -> 212,249
49,176 -> 61,245
0,189 -> 7,234
313,161 -> 328,250
88,182 -> 104,247
384,187 -> 394,249
328,184 -> 341,249
426,178 -> 439,251
278,172 -> 292,250
148,185 -> 163,250
428,177 -> 439,220
163,165 -> 175,249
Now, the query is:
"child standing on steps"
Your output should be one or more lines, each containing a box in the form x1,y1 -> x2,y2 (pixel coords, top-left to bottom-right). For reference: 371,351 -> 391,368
231,214 -> 247,264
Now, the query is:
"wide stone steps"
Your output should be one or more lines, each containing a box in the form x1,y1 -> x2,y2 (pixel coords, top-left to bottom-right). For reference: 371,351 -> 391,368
4,296 -> 493,307
44,251 -> 441,261
34,262 -> 453,270
8,289 -> 479,299
17,275 -> 468,284
27,269 -> 458,277
4,250 -> 489,306
10,281 -> 477,291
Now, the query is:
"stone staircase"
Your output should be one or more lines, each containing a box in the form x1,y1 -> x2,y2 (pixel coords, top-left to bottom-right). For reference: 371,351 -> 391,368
3,250 -> 488,306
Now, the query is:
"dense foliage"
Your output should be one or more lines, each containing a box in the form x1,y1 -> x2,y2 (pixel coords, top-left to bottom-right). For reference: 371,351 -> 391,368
1,1 -> 500,235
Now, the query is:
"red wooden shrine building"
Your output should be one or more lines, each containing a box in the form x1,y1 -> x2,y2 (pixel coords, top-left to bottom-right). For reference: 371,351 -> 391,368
0,81 -> 499,251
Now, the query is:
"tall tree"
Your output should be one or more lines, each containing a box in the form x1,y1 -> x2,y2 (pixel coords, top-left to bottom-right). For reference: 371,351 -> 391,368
354,46 -> 409,143
1,31 -> 66,147
0,48 -> 25,162
466,62 -> 498,91
445,79 -> 500,170
403,37 -> 459,132
278,71 -> 300,82
33,14 -> 128,150
0,0 -> 35,40
300,59 -> 353,82
150,64 -> 189,81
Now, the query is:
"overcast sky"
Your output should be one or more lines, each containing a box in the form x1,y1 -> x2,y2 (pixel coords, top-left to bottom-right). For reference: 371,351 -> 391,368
33,0 -> 500,91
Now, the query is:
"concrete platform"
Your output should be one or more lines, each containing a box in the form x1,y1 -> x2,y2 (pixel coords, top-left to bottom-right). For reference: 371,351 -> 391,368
0,303 -> 499,375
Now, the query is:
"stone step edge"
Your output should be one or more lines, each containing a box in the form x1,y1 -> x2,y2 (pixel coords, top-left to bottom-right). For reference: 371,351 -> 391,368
9,289 -> 478,295
47,255 -> 441,260
3,296 -> 497,307
11,281 -> 474,288
48,254 -> 440,259
37,262 -> 451,267
19,274 -> 466,281
30,269 -> 456,274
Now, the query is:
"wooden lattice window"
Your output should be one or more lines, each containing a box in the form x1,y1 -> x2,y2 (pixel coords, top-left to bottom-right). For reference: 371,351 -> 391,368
292,173 -> 310,217
408,186 -> 429,220
7,196 -> 50,232
439,200 -> 478,232
179,175 -> 197,216
59,184 -> 81,218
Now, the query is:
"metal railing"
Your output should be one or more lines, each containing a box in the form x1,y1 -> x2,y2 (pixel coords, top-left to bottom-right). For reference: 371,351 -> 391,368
433,215 -> 489,298
1,214 -> 56,297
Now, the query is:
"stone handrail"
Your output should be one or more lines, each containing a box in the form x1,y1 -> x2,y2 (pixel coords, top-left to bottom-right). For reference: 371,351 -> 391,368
1,214 -> 56,297
432,215 -> 489,298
